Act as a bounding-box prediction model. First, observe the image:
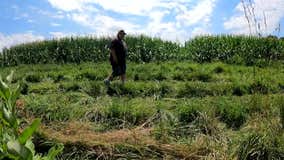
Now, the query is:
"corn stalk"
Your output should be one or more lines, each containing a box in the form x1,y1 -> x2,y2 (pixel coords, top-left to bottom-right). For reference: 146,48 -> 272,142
0,71 -> 63,160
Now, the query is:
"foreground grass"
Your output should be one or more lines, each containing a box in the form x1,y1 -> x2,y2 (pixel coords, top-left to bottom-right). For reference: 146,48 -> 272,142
2,61 -> 284,159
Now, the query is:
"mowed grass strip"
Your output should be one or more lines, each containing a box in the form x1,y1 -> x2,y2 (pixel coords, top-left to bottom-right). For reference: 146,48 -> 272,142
4,61 -> 284,159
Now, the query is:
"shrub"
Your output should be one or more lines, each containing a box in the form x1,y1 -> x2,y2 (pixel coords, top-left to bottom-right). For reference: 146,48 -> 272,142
103,102 -> 155,128
279,83 -> 284,91
177,83 -> 213,98
21,81 -> 29,95
153,109 -> 178,142
249,80 -> 269,94
176,104 -> 200,124
152,72 -> 167,81
213,65 -> 225,74
133,73 -> 140,81
25,74 -> 42,83
53,74 -> 66,83
216,101 -> 247,129
192,112 -> 220,136
172,73 -> 186,81
232,83 -> 249,96
280,100 -> 284,129
158,83 -> 173,97
59,82 -> 81,92
238,133 -> 284,160
84,82 -> 103,97
188,72 -> 212,82
76,71 -> 100,81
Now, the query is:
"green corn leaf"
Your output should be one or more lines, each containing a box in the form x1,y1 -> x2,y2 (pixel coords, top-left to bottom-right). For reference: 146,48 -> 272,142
43,143 -> 64,160
19,119 -> 40,145
6,71 -> 14,84
0,76 -> 10,101
7,140 -> 33,160
25,139 -> 36,156
2,106 -> 17,128
0,111 -> 9,126
0,154 -> 5,160
11,84 -> 21,108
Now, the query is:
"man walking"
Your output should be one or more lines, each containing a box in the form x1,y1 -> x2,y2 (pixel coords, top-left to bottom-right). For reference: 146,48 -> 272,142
104,30 -> 127,86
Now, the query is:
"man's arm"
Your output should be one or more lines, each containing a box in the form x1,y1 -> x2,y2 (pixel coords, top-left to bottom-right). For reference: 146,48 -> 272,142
110,48 -> 118,64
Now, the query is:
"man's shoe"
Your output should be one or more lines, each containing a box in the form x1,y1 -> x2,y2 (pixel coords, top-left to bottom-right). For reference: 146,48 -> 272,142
104,79 -> 110,86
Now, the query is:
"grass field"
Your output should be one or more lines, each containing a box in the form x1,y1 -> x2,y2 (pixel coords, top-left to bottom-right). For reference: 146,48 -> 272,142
1,61 -> 283,159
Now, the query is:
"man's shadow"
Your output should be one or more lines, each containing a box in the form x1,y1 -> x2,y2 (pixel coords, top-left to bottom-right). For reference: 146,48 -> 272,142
106,86 -> 118,96
107,84 -> 127,96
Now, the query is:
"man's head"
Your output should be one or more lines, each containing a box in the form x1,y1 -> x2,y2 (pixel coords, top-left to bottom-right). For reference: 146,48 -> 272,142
117,30 -> 126,40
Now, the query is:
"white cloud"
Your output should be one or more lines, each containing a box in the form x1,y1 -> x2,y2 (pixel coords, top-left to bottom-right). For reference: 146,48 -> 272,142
26,30 -> 35,34
47,0 -> 87,12
176,0 -> 217,26
0,33 -> 44,51
40,10 -> 65,19
11,5 -> 19,10
70,10 -> 189,41
47,0 -> 218,42
14,13 -> 29,20
191,27 -> 211,37
224,15 -> 249,34
50,23 -> 61,27
27,19 -> 35,23
145,10 -> 190,42
49,32 -> 74,38
29,6 -> 65,19
48,0 -> 170,15
90,0 -> 165,15
71,13 -> 141,35
224,0 -> 284,35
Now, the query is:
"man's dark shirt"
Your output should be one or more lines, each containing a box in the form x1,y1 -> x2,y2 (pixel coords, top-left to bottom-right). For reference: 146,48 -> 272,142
109,38 -> 126,66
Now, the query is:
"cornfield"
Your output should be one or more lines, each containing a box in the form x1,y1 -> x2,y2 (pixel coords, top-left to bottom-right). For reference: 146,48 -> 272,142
186,35 -> 284,65
0,35 -> 283,66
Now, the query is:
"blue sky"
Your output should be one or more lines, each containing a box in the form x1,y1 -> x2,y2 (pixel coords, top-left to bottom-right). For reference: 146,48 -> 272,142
0,0 -> 283,50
